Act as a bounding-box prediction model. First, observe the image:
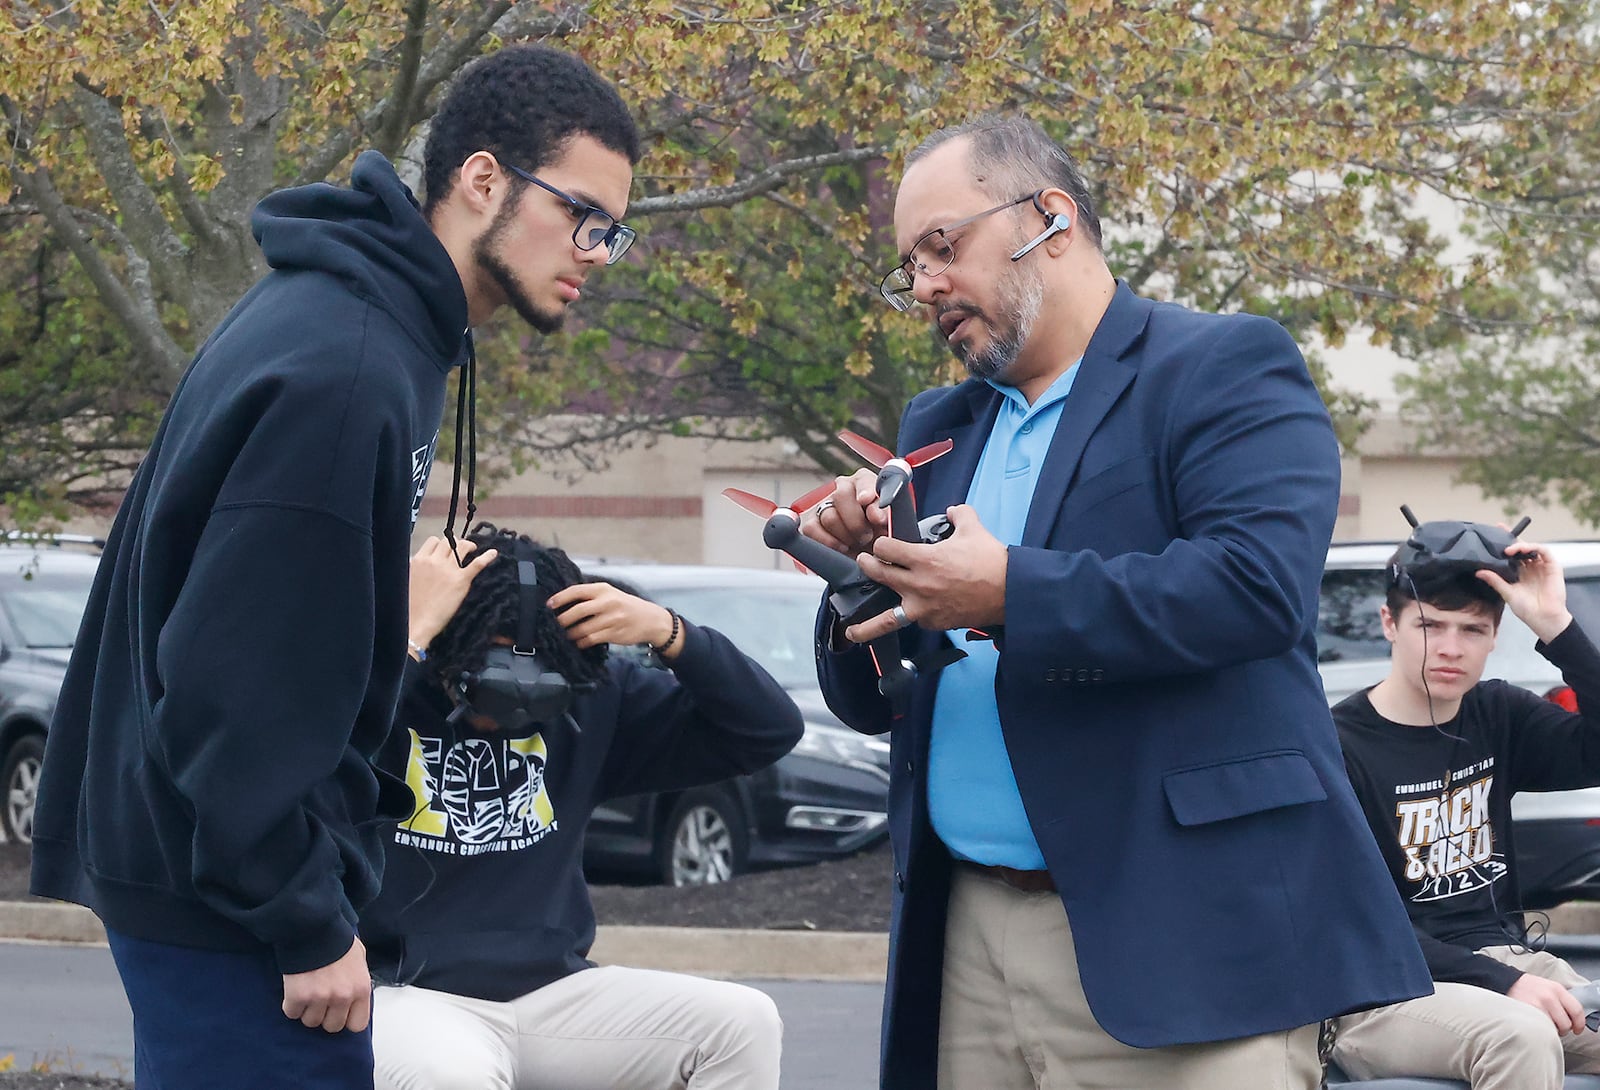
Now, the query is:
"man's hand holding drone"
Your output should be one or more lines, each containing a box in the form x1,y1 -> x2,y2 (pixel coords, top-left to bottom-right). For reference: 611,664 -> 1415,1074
803,474 -> 1009,643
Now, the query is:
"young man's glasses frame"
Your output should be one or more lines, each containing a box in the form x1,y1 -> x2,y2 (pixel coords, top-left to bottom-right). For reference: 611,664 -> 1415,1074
504,163 -> 637,265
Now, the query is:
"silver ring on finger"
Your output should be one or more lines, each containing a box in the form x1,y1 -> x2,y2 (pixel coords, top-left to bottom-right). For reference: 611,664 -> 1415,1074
814,499 -> 835,518
891,604 -> 910,628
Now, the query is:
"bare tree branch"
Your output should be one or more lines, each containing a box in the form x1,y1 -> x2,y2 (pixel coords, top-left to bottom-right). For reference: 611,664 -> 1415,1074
632,147 -> 888,216
69,79 -> 191,301
376,0 -> 431,160
8,154 -> 185,376
292,1 -> 520,187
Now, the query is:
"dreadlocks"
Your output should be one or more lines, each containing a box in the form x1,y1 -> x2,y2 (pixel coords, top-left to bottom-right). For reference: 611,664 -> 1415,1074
427,522 -> 609,689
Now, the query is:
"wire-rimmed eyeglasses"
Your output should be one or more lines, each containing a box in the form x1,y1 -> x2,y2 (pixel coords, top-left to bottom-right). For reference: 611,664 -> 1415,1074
504,163 -> 637,265
878,191 -> 1044,311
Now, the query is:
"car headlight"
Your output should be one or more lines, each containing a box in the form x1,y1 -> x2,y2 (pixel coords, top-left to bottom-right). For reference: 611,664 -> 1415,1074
790,721 -> 890,773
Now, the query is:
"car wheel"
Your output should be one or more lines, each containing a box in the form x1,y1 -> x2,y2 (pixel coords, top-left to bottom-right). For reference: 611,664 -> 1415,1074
2,732 -> 45,845
659,787 -> 748,887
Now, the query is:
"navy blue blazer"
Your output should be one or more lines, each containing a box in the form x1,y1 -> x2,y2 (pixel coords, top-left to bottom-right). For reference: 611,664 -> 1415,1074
818,283 -> 1430,1087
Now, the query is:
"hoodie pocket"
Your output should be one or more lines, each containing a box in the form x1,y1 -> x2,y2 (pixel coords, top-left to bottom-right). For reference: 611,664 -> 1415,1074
1162,750 -> 1326,827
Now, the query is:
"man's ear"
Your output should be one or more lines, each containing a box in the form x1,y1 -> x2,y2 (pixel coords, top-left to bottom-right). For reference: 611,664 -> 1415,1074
1378,603 -> 1397,643
455,151 -> 504,216
1039,189 -> 1079,254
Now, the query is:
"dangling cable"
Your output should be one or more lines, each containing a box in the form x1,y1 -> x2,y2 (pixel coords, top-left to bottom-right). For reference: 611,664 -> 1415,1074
442,330 -> 478,562
464,328 -> 478,546
1407,570 -> 1533,951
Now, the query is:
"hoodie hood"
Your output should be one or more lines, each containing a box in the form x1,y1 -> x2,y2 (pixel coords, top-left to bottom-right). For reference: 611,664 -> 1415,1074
252,151 -> 468,361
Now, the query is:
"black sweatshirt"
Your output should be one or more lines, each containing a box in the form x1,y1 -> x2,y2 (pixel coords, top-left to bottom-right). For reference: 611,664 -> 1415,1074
361,621 -> 803,1001
1333,622 -> 1600,993
30,152 -> 466,974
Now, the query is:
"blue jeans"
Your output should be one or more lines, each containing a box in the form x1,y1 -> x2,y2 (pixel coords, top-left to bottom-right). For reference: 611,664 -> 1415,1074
106,927 -> 373,1089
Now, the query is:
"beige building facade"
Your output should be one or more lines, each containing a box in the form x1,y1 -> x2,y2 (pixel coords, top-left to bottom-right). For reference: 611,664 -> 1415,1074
421,403 -> 1596,574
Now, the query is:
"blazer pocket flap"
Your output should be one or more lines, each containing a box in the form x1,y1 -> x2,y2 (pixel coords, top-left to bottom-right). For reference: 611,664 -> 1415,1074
1163,751 -> 1327,827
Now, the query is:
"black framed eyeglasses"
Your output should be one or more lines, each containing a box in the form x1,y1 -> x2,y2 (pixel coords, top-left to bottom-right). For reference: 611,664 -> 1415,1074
504,163 -> 637,265
878,191 -> 1042,311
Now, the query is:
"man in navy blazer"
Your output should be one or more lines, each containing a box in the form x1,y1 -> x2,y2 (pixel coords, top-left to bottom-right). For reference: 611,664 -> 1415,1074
807,117 -> 1431,1089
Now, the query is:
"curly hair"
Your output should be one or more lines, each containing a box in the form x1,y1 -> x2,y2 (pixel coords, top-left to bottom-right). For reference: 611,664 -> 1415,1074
422,44 -> 642,215
427,522 -> 609,689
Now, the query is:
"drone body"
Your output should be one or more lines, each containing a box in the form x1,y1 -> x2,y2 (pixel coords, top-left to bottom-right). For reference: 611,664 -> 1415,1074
722,431 -> 971,714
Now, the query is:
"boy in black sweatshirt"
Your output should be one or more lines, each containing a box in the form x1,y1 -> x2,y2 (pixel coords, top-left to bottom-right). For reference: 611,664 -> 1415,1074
1331,539 -> 1600,1089
29,45 -> 641,1089
361,524 -> 802,1090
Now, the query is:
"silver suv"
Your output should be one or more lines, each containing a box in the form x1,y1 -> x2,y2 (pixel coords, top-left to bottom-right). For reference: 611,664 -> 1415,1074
1318,540 -> 1600,907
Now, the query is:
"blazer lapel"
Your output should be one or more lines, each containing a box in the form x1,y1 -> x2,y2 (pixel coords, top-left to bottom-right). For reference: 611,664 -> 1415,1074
915,380 -> 1001,517
1021,282 -> 1151,547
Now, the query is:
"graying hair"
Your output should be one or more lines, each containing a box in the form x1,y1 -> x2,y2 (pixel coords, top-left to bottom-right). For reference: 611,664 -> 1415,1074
905,116 -> 1103,249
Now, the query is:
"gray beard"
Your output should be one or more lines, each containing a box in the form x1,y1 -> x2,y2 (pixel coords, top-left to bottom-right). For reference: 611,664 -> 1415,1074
960,265 -> 1044,383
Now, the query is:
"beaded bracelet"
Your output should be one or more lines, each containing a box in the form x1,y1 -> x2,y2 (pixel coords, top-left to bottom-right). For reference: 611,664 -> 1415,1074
407,638 -> 428,662
651,608 -> 682,654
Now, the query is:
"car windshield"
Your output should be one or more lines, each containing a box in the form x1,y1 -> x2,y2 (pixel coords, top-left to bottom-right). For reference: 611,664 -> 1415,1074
1317,570 -> 1389,663
1,578 -> 93,648
646,585 -> 821,690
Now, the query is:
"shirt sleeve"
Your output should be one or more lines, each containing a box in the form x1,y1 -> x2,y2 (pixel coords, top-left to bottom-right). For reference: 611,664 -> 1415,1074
1503,622 -> 1600,792
1413,927 -> 1523,993
598,621 -> 804,798
151,503 -> 381,973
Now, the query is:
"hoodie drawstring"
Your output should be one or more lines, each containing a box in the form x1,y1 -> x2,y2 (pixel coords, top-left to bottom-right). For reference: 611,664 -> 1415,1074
442,329 -> 477,562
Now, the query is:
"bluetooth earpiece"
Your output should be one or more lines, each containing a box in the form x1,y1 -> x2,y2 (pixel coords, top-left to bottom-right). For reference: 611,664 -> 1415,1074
1010,211 -> 1072,262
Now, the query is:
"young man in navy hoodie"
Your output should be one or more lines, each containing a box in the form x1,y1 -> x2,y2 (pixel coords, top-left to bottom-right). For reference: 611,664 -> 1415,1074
29,45 -> 641,1089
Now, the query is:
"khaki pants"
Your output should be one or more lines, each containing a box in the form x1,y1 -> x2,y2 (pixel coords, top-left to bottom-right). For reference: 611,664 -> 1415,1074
372,965 -> 782,1090
1333,945 -> 1600,1090
938,864 -> 1322,1090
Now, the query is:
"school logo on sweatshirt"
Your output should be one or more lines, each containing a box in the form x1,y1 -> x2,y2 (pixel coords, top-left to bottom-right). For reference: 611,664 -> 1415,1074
409,436 -> 437,527
394,728 -> 557,855
1392,758 -> 1506,901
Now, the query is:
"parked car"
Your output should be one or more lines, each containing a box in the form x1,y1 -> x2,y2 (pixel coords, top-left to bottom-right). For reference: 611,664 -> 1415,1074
0,536 -> 102,844
1318,540 -> 1600,908
577,561 -> 889,886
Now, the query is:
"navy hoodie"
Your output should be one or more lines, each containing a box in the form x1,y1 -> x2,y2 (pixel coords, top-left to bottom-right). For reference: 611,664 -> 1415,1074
362,624 -> 804,1001
30,152 -> 467,975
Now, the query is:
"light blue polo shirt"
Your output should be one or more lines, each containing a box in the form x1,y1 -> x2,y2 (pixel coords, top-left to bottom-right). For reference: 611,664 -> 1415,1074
927,361 -> 1080,868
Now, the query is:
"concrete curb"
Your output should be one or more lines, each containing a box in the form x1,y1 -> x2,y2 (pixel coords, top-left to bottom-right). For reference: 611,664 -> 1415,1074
0,900 -> 889,982
8,897 -> 1600,982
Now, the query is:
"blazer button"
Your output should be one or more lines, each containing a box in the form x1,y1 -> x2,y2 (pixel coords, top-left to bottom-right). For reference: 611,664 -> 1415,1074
1076,669 -> 1091,683
906,759 -> 915,775
1091,669 -> 1104,682
1044,668 -> 1058,682
895,871 -> 905,891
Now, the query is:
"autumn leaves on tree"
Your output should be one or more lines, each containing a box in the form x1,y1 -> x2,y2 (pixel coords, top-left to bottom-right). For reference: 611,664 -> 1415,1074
2,2 -> 1597,521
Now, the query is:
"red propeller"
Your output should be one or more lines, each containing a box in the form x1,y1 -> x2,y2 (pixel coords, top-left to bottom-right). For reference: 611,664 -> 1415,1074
838,430 -> 953,470
721,481 -> 835,521
721,481 -> 838,574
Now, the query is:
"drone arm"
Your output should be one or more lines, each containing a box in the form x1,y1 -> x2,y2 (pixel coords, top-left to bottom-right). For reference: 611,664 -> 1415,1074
877,467 -> 923,545
763,518 -> 869,588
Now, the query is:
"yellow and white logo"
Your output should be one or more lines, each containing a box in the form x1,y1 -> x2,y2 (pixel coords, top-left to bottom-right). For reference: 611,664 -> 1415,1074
395,728 -> 557,855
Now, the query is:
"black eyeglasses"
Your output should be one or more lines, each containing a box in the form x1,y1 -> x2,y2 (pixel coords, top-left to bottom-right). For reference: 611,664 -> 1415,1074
503,163 -> 637,265
878,191 -> 1042,311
